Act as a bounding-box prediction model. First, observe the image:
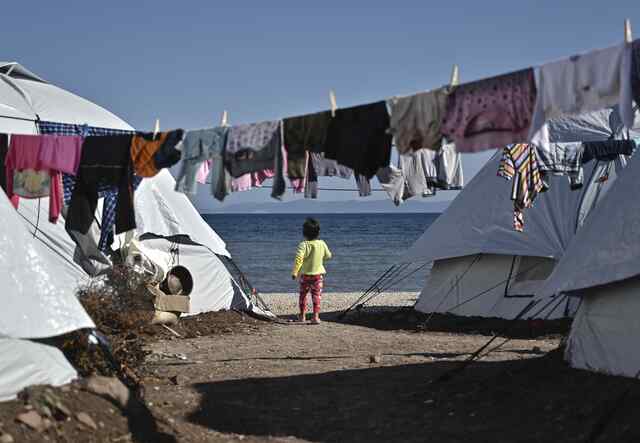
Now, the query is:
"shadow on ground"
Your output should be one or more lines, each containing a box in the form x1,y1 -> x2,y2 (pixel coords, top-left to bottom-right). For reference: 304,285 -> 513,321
187,350 -> 640,443
323,306 -> 571,339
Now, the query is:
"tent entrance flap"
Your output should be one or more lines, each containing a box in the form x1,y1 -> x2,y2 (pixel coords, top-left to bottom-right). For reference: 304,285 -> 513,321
504,256 -> 556,298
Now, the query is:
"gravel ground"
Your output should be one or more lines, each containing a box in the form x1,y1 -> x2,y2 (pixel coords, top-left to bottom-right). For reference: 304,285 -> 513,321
260,291 -> 419,316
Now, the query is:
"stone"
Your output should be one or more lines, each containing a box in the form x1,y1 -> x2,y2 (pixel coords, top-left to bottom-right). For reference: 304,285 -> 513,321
0,433 -> 14,443
81,376 -> 130,409
76,412 -> 98,430
169,375 -> 188,386
15,410 -> 45,432
369,354 -> 382,364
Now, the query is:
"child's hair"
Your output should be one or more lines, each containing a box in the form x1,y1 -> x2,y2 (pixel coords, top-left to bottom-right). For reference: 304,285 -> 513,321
302,218 -> 320,240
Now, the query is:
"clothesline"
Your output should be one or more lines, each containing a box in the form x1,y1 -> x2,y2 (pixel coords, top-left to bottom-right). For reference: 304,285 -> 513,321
249,185 -> 390,192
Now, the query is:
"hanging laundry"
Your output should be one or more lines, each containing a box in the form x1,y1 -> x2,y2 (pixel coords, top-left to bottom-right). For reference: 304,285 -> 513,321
38,135 -> 84,176
229,143 -> 287,199
535,143 -> 584,189
441,68 -> 537,152
498,144 -> 548,232
174,127 -> 229,200
290,177 -> 305,193
304,154 -> 318,199
311,152 -> 353,179
356,175 -> 372,197
63,174 -> 143,253
432,143 -> 464,190
0,134 -> 8,193
283,111 -> 331,180
387,87 -> 449,154
632,40 -> 640,109
582,140 -> 636,163
37,121 -> 138,255
379,143 -> 463,206
225,120 -> 285,199
529,43 -> 634,148
5,135 -> 64,223
324,101 -> 392,178
303,152 -> 353,199
66,135 -> 136,238
231,169 -> 274,192
195,160 -> 211,184
131,130 -> 184,177
378,165 -> 407,205
225,120 -> 281,176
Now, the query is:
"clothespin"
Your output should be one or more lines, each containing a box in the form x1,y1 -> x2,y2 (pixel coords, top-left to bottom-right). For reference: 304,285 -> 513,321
329,89 -> 337,118
449,64 -> 460,88
153,118 -> 160,139
625,19 -> 633,44
220,110 -> 229,127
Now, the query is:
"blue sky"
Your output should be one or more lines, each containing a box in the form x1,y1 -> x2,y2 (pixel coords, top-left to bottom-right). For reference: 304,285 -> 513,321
3,1 -> 639,210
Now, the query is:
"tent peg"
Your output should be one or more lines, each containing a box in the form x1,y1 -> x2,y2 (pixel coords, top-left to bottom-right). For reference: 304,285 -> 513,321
329,89 -> 337,117
625,19 -> 633,44
449,64 -> 460,88
220,110 -> 229,127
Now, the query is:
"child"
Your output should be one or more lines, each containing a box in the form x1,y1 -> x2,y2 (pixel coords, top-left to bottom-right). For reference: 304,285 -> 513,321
291,218 -> 332,324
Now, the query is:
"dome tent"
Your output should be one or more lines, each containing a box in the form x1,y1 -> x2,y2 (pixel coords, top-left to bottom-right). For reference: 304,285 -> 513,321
536,151 -> 640,378
0,61 -> 269,318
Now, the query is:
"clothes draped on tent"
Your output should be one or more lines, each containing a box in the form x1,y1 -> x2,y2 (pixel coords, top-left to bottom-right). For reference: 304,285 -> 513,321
498,143 -> 548,232
530,43 -> 634,152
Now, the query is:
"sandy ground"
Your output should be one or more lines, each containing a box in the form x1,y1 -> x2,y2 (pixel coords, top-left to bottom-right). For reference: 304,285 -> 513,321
4,291 -> 640,442
261,291 -> 419,316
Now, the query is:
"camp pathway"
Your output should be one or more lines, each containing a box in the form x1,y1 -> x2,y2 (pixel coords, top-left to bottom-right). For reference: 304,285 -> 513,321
140,293 -> 569,443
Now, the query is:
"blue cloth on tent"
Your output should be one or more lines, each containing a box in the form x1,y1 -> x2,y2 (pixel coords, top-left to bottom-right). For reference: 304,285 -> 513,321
38,121 -> 141,252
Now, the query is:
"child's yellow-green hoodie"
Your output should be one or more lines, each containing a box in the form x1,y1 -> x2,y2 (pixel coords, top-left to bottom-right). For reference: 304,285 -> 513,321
291,239 -> 332,277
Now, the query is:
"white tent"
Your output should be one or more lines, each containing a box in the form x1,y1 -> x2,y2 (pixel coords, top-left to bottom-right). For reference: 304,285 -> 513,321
0,338 -> 78,402
537,152 -> 640,378
0,189 -> 93,400
0,61 -> 265,317
0,62 -> 270,398
400,107 -> 639,320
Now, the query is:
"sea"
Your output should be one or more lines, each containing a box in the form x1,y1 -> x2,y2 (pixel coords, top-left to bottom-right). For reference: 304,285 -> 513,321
203,213 -> 439,293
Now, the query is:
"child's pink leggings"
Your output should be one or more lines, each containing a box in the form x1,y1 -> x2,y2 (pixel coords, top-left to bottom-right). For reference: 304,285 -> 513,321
299,275 -> 323,315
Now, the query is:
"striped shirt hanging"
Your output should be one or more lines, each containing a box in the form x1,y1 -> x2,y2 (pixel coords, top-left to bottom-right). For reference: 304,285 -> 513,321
498,143 -> 547,232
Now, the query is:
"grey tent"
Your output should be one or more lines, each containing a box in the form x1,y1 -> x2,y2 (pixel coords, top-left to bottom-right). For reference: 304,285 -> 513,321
399,107 -> 639,319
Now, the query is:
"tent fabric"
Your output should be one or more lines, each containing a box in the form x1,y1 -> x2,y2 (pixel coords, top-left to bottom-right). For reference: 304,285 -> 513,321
541,106 -> 640,143
401,107 -> 640,265
564,277 -> 640,378
132,170 -> 230,257
538,152 -> 640,297
400,153 -> 592,264
0,338 -> 77,401
414,254 -> 573,319
0,66 -> 130,129
0,191 -> 94,339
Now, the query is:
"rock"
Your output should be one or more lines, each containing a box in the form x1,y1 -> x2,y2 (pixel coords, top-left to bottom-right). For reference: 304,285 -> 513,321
81,376 -> 130,409
76,412 -> 98,430
169,375 -> 189,386
369,354 -> 382,364
0,433 -> 14,443
15,410 -> 45,432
